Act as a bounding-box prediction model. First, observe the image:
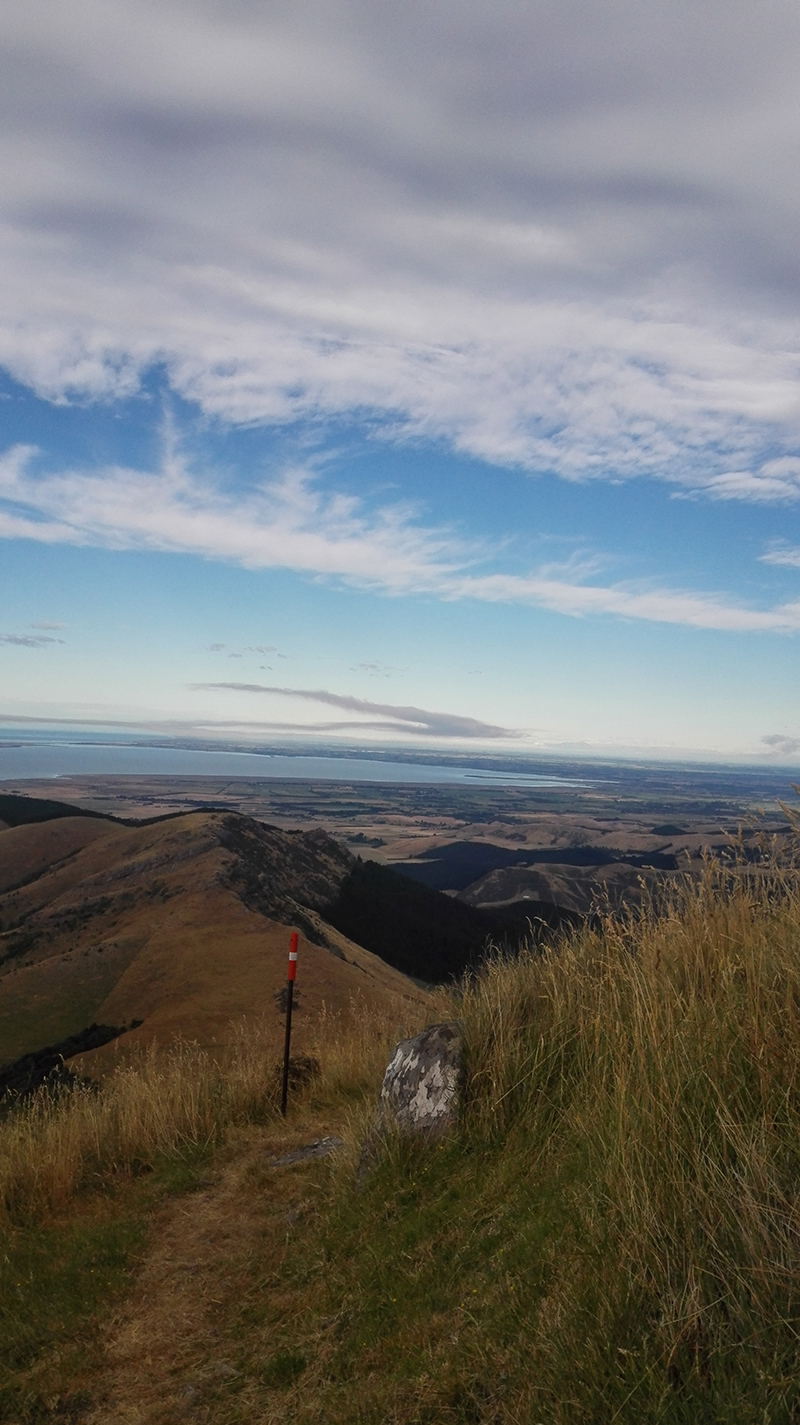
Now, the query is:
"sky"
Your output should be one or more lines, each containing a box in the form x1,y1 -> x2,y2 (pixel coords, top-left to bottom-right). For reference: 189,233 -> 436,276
1,0 -> 800,762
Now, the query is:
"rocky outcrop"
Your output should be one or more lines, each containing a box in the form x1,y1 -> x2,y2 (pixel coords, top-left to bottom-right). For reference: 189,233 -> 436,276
217,814 -> 355,944
267,1136 -> 344,1167
358,1021 -> 464,1180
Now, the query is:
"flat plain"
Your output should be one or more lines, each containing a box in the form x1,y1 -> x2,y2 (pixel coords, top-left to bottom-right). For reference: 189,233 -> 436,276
3,760 -> 793,894
3,758 -> 793,851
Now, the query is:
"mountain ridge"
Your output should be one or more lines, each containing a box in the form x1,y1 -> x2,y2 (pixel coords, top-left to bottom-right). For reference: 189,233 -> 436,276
0,808 -> 422,1071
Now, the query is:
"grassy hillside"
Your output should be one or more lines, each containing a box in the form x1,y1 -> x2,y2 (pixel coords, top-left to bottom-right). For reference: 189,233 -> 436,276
0,799 -> 540,1075
3,844 -> 800,1422
300,856 -> 800,1424
0,809 -> 426,1068
0,792 -> 112,830
322,857 -> 535,981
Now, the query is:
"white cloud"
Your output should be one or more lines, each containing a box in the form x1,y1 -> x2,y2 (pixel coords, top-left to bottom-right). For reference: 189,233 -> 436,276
1,2 -> 800,485
0,442 -> 459,591
686,458 -> 800,503
2,440 -> 799,635
450,572 -> 800,633
761,543 -> 800,568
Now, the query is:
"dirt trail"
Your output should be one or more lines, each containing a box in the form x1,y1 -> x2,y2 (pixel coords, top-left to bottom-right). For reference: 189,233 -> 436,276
83,1116 -> 345,1425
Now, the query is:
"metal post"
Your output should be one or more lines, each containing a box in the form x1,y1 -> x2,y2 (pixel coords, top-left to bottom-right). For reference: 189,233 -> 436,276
280,931 -> 298,1117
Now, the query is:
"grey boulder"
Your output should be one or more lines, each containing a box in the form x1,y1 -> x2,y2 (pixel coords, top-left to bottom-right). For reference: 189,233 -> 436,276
379,1021 -> 464,1136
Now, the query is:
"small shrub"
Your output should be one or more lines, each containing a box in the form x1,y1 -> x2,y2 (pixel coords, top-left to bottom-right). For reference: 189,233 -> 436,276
261,1349 -> 308,1388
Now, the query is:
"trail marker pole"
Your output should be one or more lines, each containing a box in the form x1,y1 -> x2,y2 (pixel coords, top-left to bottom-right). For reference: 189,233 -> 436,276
280,932 -> 298,1117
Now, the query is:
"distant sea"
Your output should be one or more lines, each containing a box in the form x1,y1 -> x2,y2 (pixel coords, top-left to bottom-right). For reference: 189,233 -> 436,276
0,730 -> 588,788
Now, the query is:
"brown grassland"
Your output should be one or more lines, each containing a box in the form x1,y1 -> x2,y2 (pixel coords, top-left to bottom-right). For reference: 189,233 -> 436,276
4,829 -> 800,1423
0,810 -> 426,1070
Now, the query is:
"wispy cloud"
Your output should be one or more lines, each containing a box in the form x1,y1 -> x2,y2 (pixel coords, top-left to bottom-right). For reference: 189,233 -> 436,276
0,444 -> 456,592
684,460 -> 800,504
0,709 -> 505,740
450,573 -> 800,634
351,661 -> 397,677
0,632 -> 64,647
2,441 -> 799,635
761,543 -> 800,568
191,683 -> 513,739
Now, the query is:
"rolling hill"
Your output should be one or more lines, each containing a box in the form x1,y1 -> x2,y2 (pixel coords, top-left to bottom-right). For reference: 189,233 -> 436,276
2,796 -> 546,1084
391,836 -> 679,913
0,805 -> 428,1076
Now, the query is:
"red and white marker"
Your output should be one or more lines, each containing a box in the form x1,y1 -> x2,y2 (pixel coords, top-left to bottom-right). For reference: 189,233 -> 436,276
280,931 -> 299,1116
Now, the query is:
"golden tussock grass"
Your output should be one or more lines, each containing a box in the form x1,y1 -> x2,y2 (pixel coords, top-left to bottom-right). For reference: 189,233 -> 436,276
262,841 -> 800,1422
0,989 -> 436,1224
418,847 -> 800,1419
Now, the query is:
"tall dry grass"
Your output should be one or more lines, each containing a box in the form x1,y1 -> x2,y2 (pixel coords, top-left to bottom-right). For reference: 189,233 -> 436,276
310,988 -> 453,1100
0,993 -> 433,1223
0,1029 -> 273,1221
458,850 -> 800,1396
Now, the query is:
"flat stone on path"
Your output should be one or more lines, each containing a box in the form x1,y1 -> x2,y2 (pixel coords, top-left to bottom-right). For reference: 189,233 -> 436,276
266,1135 -> 345,1166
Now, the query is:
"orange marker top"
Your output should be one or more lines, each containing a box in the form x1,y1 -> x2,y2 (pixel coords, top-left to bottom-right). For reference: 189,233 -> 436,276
288,931 -> 298,980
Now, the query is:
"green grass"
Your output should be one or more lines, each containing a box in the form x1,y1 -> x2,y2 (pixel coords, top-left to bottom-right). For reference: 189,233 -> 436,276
0,1205 -> 146,1423
0,951 -> 129,1066
279,1135 -> 800,1424
0,1144 -> 219,1425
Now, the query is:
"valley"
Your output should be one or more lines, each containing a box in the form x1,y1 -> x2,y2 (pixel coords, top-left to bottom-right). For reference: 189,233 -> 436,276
1,762 -> 794,1078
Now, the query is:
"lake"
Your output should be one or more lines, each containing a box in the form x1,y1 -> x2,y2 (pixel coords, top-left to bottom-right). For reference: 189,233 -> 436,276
0,734 -> 589,788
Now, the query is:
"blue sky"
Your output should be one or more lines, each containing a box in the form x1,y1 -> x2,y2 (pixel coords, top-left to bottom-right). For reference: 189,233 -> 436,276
1,0 -> 799,761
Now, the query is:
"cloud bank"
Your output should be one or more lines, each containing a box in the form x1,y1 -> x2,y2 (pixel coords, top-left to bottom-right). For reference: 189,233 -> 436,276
2,1 -> 800,485
762,734 -> 800,758
191,682 -> 513,739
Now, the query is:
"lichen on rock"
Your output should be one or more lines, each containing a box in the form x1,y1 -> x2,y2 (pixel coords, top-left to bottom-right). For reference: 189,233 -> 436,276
379,1020 -> 464,1136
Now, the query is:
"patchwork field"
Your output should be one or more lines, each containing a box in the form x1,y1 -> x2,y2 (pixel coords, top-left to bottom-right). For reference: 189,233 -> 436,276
3,762 -> 793,913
